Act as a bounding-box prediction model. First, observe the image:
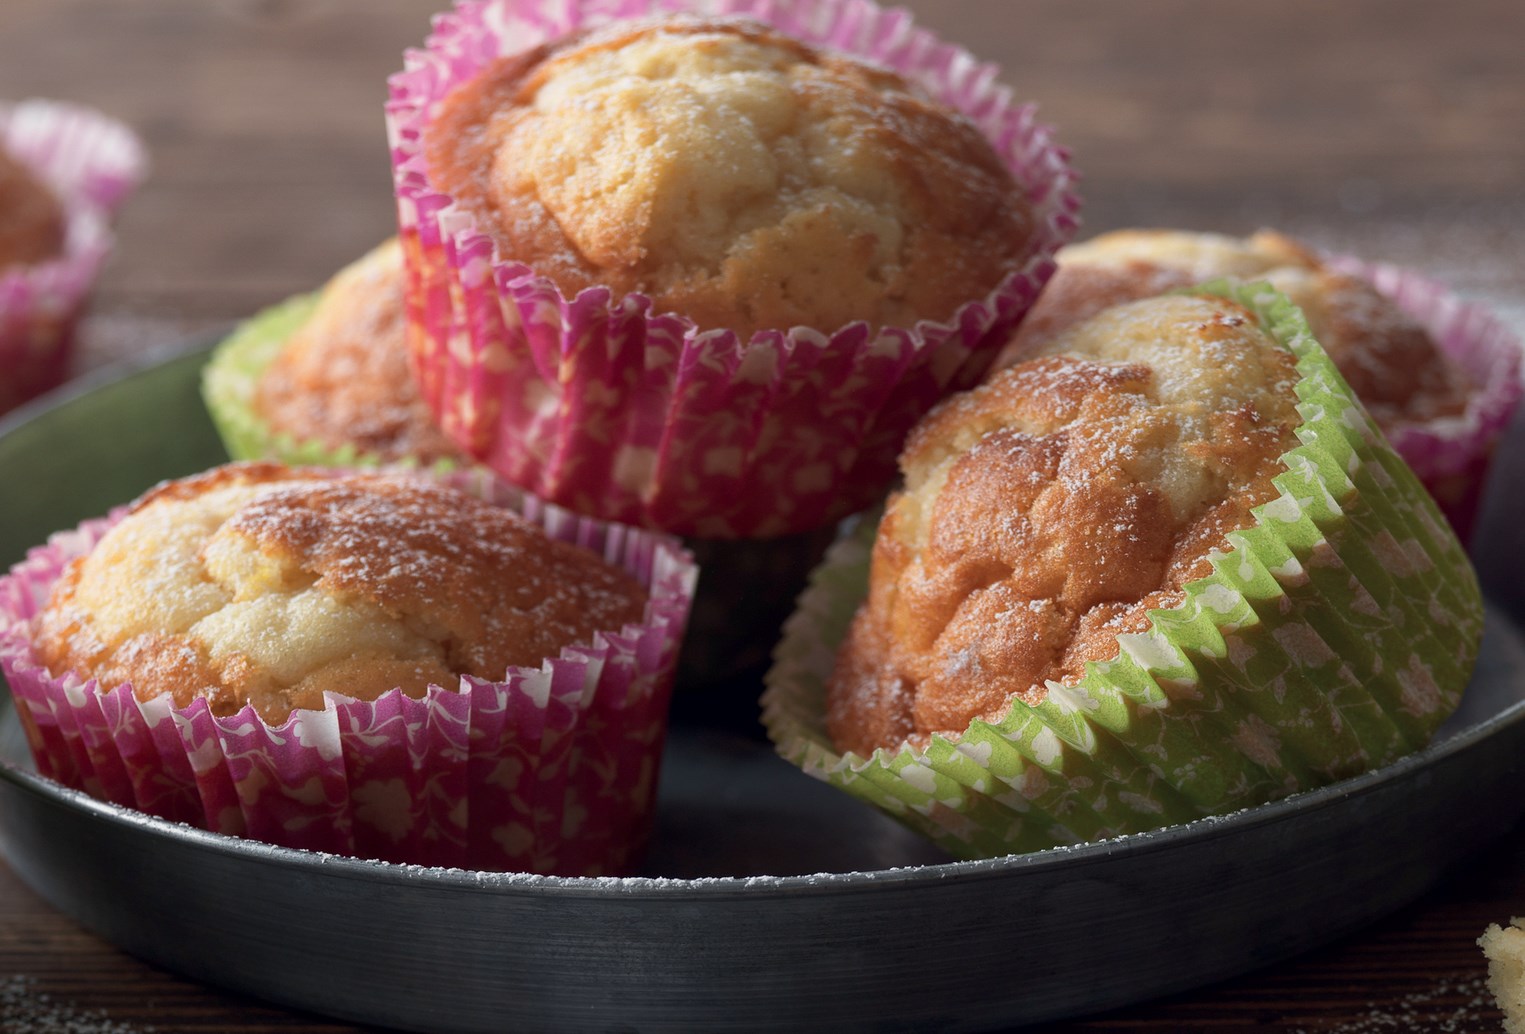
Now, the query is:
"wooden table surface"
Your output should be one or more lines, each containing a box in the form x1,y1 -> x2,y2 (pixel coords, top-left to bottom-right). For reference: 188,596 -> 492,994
2,1 -> 1524,1031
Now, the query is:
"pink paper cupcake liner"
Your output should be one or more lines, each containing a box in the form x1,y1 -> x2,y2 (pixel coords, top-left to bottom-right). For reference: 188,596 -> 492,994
386,0 -> 1081,538
1329,255 -> 1524,542
0,471 -> 697,876
0,99 -> 145,415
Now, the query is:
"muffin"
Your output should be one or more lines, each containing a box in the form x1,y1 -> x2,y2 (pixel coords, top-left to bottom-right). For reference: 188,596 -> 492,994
830,293 -> 1302,756
763,282 -> 1483,859
204,239 -> 467,469
388,0 -> 1079,537
0,100 -> 144,415
0,462 -> 697,874
996,229 -> 1522,538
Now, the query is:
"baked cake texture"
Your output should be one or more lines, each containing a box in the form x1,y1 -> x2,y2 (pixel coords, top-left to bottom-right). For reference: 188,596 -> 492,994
251,240 -> 463,465
829,293 -> 1302,754
387,0 -> 1079,538
763,282 -> 1482,860
32,462 -> 647,724
424,15 -> 1034,339
1000,229 -> 1473,431
1481,919 -> 1525,1034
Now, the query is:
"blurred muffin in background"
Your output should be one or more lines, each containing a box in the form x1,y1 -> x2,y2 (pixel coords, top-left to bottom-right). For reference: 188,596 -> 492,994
0,143 -> 65,270
0,99 -> 144,415
999,229 -> 1470,431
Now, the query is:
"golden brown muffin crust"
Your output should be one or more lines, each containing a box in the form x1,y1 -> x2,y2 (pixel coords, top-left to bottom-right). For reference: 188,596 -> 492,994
34,462 -> 648,724
1289,268 -> 1473,427
424,16 -> 1033,339
253,240 -> 465,465
0,145 -> 65,270
1000,262 -> 1198,366
828,295 -> 1301,756
998,229 -> 1472,430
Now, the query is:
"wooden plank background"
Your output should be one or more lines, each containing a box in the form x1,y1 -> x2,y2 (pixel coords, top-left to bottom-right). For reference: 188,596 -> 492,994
5,0 -> 1523,322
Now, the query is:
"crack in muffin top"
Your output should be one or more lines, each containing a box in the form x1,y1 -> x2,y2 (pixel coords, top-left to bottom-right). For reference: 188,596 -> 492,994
33,462 -> 647,724
423,15 -> 1034,339
828,293 -> 1303,755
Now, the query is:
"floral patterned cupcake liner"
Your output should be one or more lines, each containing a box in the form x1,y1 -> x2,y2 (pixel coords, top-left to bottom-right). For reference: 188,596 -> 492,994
0,99 -> 145,415
0,469 -> 698,875
385,0 -> 1081,538
201,292 -> 462,472
761,280 -> 1484,860
1327,255 -> 1524,542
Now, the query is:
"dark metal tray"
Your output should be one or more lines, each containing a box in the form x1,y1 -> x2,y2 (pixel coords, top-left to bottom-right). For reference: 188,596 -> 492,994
3,346 -> 1524,1033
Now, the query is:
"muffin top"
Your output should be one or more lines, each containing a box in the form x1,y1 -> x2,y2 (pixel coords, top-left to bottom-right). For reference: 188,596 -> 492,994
253,239 -> 464,465
999,229 -> 1472,429
828,294 -> 1302,755
424,15 -> 1033,339
33,462 -> 648,724
0,144 -> 65,270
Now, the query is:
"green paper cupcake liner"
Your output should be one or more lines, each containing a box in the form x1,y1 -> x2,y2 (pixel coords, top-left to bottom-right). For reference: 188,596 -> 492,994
760,280 -> 1484,860
200,294 -> 459,473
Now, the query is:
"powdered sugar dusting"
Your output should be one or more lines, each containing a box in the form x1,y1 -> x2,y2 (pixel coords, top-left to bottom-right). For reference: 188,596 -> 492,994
833,294 -> 1301,753
4,464 -> 698,873
38,464 -> 647,724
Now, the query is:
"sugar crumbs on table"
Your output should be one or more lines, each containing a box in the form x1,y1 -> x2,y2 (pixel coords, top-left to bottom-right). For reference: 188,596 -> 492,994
0,976 -> 154,1034
1288,974 -> 1494,1033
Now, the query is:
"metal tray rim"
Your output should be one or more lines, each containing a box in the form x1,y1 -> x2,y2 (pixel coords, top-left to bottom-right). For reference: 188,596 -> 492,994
6,666 -> 1522,897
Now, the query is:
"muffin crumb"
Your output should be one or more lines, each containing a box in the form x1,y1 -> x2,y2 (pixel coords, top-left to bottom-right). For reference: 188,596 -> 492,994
1480,918 -> 1525,1033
